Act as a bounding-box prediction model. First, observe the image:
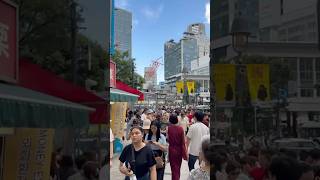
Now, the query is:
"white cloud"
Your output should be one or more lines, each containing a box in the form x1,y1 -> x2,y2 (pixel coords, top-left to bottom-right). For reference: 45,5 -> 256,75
205,2 -> 210,24
115,0 -> 130,9
141,4 -> 164,20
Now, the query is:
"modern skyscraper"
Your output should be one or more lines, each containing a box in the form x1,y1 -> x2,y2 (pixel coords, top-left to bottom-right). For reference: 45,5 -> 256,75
164,23 -> 209,81
164,40 -> 181,80
181,35 -> 198,72
186,23 -> 210,59
114,8 -> 132,58
187,23 -> 206,35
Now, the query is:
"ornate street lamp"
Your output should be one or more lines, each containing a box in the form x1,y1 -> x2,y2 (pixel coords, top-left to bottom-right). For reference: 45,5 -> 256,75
182,66 -> 189,106
230,16 -> 251,58
230,16 -> 252,135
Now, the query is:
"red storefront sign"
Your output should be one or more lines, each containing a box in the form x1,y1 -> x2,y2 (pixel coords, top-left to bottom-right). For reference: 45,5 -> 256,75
0,0 -> 18,83
110,60 -> 116,87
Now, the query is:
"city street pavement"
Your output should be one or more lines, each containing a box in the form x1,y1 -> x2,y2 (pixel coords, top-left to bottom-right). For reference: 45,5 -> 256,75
110,153 -> 199,180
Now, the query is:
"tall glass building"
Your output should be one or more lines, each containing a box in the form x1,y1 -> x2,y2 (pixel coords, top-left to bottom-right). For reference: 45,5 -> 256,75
181,37 -> 198,72
164,40 -> 181,80
114,8 -> 132,58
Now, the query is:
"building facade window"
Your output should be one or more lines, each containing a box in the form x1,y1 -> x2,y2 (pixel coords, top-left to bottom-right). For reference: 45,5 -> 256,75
300,58 -> 313,83
301,88 -> 314,97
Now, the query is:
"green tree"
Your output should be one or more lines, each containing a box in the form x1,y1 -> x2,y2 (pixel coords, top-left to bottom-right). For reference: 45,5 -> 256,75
112,50 -> 145,89
14,0 -> 107,91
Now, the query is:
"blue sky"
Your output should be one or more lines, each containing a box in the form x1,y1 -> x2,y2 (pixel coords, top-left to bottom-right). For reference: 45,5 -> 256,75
115,0 -> 210,83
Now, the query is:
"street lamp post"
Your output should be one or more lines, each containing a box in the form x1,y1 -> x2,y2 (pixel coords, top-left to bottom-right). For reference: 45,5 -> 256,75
230,15 -> 251,135
182,67 -> 189,107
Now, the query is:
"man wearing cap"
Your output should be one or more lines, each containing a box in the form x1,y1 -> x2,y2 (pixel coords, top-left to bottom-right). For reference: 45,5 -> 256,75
142,109 -> 153,139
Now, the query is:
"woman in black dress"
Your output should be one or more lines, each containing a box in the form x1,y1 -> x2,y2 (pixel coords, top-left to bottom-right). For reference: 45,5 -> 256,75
119,126 -> 157,180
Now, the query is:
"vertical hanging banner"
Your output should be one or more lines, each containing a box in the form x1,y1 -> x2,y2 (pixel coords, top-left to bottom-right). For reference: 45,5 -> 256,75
110,102 -> 127,139
176,81 -> 184,94
187,81 -> 195,95
213,64 -> 236,102
246,64 -> 270,102
3,128 -> 54,180
0,1 -> 18,83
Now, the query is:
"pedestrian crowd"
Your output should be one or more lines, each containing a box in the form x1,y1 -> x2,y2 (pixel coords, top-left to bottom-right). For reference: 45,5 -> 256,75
49,129 -> 114,180
208,142 -> 320,180
119,106 -> 210,180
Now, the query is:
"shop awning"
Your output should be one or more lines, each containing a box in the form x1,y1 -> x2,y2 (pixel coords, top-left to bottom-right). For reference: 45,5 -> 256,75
110,88 -> 139,102
0,83 -> 93,128
19,59 -> 108,124
116,80 -> 144,101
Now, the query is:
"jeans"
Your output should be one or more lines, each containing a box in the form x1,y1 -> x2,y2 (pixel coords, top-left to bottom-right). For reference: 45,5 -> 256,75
157,167 -> 165,180
188,154 -> 198,171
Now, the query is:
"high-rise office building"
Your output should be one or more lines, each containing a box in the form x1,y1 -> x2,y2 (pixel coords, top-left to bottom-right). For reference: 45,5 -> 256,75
187,23 -> 206,35
114,8 -> 132,58
164,40 -> 181,80
164,23 -> 209,81
186,23 -> 210,59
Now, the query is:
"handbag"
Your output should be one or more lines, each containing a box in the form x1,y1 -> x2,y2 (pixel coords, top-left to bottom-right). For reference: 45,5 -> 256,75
153,150 -> 165,169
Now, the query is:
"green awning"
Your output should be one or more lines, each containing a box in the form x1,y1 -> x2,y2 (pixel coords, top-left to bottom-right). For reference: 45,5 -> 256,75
110,88 -> 139,102
0,83 -> 94,128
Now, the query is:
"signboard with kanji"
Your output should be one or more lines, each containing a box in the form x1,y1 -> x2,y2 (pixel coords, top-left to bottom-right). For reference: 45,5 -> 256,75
3,128 -> 54,180
0,0 -> 18,83
110,60 -> 116,87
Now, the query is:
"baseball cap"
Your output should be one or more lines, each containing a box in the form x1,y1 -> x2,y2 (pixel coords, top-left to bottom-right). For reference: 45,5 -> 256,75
146,109 -> 154,114
143,119 -> 151,130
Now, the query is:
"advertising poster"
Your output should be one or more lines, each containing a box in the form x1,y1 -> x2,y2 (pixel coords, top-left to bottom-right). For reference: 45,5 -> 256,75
176,81 -> 184,94
3,128 -> 54,180
187,81 -> 195,95
213,64 -> 236,102
110,102 -> 127,139
246,64 -> 270,102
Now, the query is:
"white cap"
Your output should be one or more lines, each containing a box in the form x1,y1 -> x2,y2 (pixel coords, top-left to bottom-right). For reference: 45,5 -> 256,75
143,119 -> 151,130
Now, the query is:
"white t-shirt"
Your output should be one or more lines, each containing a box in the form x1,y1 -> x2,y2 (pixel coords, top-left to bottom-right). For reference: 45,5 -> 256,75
187,122 -> 209,156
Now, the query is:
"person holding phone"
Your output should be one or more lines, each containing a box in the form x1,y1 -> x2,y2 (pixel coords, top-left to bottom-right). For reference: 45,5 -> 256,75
119,126 -> 157,180
145,121 -> 168,180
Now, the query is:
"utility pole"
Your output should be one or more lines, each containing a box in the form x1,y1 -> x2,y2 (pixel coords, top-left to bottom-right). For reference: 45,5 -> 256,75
64,0 -> 78,157
132,59 -> 134,87
71,0 -> 78,84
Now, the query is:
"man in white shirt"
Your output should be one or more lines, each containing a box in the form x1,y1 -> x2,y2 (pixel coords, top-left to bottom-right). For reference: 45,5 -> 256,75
186,111 -> 210,171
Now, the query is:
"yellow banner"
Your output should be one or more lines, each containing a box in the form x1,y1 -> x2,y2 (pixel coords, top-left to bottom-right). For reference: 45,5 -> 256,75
187,81 -> 195,94
110,102 -> 127,139
176,81 -> 184,94
247,64 -> 270,101
213,64 -> 236,102
3,128 -> 54,180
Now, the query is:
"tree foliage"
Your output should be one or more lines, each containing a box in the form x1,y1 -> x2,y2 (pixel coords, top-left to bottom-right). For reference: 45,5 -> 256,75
14,0 -> 107,91
111,50 -> 145,89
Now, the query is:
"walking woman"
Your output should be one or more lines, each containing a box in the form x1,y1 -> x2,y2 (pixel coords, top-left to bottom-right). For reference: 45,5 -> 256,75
119,126 -> 157,180
145,121 -> 168,180
167,114 -> 188,180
